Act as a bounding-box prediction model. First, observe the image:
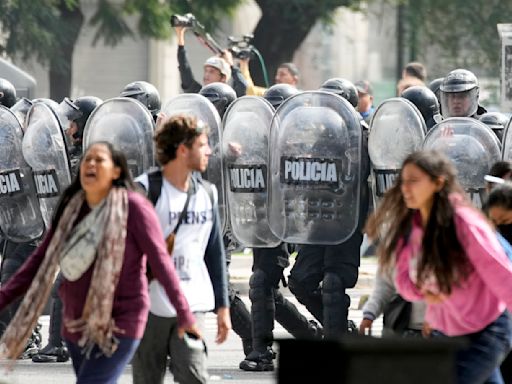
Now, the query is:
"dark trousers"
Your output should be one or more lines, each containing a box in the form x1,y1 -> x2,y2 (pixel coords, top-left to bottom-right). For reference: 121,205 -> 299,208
66,337 -> 140,384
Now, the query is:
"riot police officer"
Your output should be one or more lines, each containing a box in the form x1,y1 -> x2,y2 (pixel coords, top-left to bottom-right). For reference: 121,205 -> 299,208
401,85 -> 442,130
121,80 -> 161,122
199,82 -> 237,119
31,96 -> 102,363
480,112 -> 509,143
0,78 -> 16,108
287,82 -> 371,339
199,81 -> 255,358
239,85 -> 322,372
440,69 -> 486,119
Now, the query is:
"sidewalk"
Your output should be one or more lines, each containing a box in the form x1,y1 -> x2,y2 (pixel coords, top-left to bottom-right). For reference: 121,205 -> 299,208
229,251 -> 377,295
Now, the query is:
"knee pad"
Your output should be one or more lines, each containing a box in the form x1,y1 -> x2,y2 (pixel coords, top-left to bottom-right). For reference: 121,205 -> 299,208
322,272 -> 344,306
288,275 -> 320,303
249,269 -> 271,302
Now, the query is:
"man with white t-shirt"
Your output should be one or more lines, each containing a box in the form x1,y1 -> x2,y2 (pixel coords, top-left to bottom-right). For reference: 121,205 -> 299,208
132,114 -> 231,384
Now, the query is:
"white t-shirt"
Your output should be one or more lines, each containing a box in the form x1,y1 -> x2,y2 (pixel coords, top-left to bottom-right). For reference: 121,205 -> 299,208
136,173 -> 217,317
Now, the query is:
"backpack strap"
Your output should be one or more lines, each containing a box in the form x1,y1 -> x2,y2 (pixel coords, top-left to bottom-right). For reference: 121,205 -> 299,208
146,169 -> 163,206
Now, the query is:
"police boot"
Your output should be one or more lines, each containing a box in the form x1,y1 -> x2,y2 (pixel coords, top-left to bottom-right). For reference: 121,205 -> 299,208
31,344 -> 70,363
239,347 -> 276,372
274,289 -> 323,340
32,297 -> 69,363
19,331 -> 41,359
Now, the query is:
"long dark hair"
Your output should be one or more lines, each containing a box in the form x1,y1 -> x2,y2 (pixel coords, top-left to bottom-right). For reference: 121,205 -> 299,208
51,141 -> 138,229
365,150 -> 472,294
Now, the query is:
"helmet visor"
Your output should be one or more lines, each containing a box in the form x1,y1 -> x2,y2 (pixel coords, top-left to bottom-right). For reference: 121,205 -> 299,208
440,88 -> 478,118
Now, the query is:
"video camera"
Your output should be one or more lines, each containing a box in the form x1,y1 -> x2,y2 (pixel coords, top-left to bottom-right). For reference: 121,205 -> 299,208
228,34 -> 255,60
170,13 -> 197,28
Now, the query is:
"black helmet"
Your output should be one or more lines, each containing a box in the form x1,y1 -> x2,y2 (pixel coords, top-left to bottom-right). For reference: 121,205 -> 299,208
121,81 -> 161,116
479,112 -> 509,143
0,78 -> 16,108
401,85 -> 441,130
263,84 -> 299,109
70,96 -> 103,139
199,82 -> 236,118
428,77 -> 444,96
440,69 -> 479,118
319,78 -> 358,108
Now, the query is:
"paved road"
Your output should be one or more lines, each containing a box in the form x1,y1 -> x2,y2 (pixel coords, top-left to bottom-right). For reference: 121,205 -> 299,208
0,255 -> 380,384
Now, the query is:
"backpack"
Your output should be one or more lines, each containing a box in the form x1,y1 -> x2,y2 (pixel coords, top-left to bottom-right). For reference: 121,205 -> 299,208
141,169 -> 215,209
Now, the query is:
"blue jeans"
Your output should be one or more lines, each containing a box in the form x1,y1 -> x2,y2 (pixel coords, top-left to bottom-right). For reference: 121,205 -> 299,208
66,337 -> 140,384
433,311 -> 512,384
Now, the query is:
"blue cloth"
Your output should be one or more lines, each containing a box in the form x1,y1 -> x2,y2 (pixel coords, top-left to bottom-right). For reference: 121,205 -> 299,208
66,337 -> 140,384
432,311 -> 512,384
496,232 -> 512,262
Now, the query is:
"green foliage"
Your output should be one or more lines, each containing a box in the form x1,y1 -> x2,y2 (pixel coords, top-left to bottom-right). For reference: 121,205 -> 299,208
401,0 -> 512,75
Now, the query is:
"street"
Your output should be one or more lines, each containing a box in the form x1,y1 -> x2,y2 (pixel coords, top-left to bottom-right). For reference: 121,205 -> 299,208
0,255 -> 380,384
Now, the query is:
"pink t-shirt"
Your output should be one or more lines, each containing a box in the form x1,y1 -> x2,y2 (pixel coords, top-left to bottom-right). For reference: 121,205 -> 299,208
395,194 -> 512,336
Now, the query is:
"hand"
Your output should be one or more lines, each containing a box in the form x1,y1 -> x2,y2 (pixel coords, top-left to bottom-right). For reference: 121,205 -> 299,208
177,323 -> 202,340
421,290 -> 446,305
175,26 -> 186,46
421,321 -> 432,338
228,142 -> 242,157
215,306 -> 231,344
221,49 -> 234,67
156,111 -> 168,130
238,58 -> 250,70
359,318 -> 373,335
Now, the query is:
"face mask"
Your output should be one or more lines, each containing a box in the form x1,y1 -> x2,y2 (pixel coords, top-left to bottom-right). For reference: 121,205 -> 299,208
497,224 -> 512,244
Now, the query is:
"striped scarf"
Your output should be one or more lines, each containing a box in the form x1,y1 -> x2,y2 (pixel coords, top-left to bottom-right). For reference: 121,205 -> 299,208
0,187 -> 128,362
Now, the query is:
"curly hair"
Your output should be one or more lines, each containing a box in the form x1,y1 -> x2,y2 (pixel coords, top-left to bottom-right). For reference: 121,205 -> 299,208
154,114 -> 209,165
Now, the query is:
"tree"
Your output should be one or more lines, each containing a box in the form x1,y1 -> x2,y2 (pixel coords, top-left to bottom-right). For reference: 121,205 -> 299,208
0,0 -> 240,100
0,0 -> 363,99
249,0 -> 363,86
399,0 -> 512,77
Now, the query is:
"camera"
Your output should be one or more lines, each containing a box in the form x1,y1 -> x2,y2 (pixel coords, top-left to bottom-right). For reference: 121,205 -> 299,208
228,34 -> 255,60
170,13 -> 197,28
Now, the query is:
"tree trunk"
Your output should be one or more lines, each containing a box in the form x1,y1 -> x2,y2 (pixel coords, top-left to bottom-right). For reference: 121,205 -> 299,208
49,3 -> 84,101
250,0 -> 351,87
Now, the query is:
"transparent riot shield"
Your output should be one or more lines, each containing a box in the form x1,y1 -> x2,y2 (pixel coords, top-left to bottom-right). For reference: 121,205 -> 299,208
0,106 -> 45,242
500,116 -> 512,160
222,96 -> 280,247
423,117 -> 501,208
23,103 -> 72,229
268,91 -> 362,245
163,94 -> 226,232
369,98 -> 426,206
82,97 -> 155,178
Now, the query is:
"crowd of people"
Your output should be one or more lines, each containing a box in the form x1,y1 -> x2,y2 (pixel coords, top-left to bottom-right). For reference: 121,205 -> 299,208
0,23 -> 511,384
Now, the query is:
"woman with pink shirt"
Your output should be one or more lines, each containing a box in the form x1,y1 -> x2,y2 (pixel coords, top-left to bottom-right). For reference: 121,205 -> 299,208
366,150 -> 512,384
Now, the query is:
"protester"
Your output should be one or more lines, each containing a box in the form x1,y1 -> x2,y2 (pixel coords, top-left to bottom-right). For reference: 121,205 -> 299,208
132,115 -> 230,384
366,149 -> 512,383
0,142 -> 198,382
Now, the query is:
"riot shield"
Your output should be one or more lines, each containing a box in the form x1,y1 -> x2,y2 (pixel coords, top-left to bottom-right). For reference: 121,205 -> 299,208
23,103 -> 72,229
268,91 -> 362,245
500,115 -> 512,160
423,117 -> 501,207
222,96 -> 280,247
162,94 -> 226,232
369,98 -> 426,206
82,97 -> 155,178
0,106 -> 45,242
